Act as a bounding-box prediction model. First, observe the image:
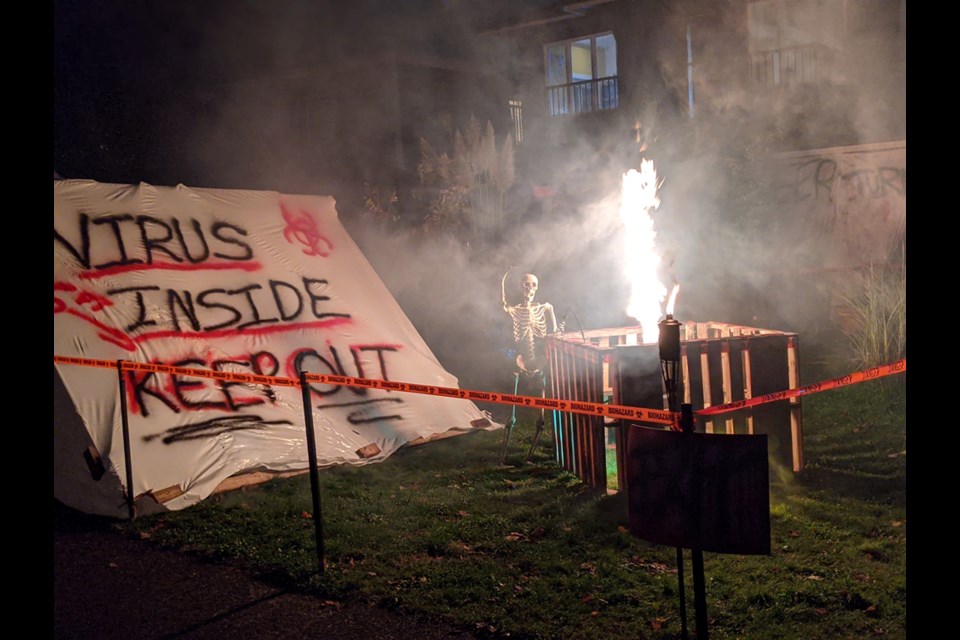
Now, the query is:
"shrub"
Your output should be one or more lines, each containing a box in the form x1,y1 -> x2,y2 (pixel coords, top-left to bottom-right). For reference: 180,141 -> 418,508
837,263 -> 906,370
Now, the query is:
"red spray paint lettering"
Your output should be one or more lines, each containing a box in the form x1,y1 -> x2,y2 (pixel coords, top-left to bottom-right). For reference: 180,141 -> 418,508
126,350 -> 282,417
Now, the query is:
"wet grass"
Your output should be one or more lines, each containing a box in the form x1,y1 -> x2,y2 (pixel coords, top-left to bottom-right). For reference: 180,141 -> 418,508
118,355 -> 906,639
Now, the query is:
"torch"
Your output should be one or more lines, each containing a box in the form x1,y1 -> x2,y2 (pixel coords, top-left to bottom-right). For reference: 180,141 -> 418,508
658,314 -> 682,420
658,313 -> 707,639
657,313 -> 689,638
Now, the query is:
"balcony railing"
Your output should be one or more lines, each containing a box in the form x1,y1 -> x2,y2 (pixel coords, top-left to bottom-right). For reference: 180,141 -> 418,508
547,76 -> 619,116
750,44 -> 834,87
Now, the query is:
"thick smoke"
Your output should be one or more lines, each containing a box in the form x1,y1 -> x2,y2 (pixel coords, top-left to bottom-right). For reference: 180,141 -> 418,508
54,0 -> 905,391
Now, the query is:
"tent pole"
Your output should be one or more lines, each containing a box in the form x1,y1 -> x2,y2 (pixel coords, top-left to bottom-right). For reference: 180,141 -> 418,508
299,371 -> 325,573
116,360 -> 135,520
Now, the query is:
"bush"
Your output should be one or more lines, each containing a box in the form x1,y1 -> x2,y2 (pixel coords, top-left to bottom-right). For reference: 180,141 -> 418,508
837,264 -> 906,370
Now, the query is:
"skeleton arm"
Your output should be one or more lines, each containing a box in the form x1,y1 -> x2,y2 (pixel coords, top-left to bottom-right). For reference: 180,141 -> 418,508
501,269 -> 511,313
544,303 -> 558,334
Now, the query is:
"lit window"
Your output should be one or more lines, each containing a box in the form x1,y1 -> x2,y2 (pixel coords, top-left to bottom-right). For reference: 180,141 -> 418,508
545,33 -> 618,115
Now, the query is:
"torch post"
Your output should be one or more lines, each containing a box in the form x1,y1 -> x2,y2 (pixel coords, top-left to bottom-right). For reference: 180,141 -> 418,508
660,315 -> 708,640
658,316 -> 690,640
116,360 -> 136,521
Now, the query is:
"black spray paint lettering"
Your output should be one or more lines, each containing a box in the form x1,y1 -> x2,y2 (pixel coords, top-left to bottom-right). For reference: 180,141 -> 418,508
841,168 -> 906,199
109,277 -> 349,334
294,344 -> 399,398
315,398 -> 405,425
142,414 -> 293,445
54,213 -> 253,271
784,158 -> 906,205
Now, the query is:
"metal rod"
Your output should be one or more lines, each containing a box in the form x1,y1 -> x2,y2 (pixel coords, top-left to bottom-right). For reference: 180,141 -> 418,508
116,360 -> 135,521
683,400 -> 707,639
687,24 -> 695,118
677,546 -> 689,639
675,393 -> 692,640
299,371 -> 325,573
692,548 -> 708,640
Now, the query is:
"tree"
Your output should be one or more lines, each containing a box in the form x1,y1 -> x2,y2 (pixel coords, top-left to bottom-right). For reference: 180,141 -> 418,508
417,115 -> 515,246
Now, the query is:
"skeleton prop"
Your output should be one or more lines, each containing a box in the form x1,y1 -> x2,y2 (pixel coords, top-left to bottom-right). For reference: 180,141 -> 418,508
500,270 -> 561,463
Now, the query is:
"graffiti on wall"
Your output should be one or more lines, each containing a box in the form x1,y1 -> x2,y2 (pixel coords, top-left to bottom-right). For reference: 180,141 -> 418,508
772,142 -> 905,268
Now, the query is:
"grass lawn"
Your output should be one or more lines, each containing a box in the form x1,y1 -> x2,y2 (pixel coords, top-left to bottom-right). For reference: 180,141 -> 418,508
121,355 -> 906,639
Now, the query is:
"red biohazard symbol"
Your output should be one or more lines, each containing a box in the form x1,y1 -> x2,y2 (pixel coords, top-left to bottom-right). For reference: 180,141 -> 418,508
281,203 -> 334,258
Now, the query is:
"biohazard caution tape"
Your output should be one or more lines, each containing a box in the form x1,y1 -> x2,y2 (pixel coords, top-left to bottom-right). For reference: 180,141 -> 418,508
695,358 -> 906,416
53,355 -> 906,425
52,355 -> 676,425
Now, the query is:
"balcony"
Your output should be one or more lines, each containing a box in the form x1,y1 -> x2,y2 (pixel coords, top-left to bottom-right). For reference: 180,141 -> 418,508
547,76 -> 619,116
750,44 -> 835,87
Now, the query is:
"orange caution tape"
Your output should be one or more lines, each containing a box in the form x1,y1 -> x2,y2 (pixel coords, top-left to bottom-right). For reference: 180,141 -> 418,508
52,355 -> 675,425
53,355 -> 906,425
695,358 -> 906,416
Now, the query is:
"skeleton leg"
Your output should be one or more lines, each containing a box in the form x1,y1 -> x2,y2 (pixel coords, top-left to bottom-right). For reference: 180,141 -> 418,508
525,370 -> 547,462
499,372 -> 520,464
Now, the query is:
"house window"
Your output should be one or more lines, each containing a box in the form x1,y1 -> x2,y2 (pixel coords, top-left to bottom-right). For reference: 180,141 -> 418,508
747,0 -> 845,87
509,98 -> 523,144
545,33 -> 618,115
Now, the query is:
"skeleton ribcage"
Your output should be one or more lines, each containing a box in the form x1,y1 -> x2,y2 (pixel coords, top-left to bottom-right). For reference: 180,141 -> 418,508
510,304 -> 549,364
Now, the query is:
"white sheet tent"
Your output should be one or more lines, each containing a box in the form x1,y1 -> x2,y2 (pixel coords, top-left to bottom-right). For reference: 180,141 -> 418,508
54,180 -> 497,518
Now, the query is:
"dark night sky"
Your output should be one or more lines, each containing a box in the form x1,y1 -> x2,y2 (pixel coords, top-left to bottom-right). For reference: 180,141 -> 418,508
56,1 -> 471,180
53,0 -> 559,183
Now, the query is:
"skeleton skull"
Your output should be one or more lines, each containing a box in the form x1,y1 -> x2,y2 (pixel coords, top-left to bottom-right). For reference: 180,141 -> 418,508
522,274 -> 538,303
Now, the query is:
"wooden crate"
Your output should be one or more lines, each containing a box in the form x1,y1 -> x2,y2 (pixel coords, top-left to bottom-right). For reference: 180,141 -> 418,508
546,322 -> 803,492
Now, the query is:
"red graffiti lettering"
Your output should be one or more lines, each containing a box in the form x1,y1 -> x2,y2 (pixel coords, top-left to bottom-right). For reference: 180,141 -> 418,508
53,281 -> 136,351
125,350 -> 281,416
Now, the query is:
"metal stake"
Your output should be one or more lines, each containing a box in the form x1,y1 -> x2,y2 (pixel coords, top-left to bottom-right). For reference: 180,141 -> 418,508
116,360 -> 135,520
692,548 -> 708,640
677,546 -> 689,639
299,371 -> 325,573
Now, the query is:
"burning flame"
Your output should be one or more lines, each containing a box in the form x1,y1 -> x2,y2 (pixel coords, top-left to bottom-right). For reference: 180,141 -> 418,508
666,283 -> 680,316
619,159 -> 671,343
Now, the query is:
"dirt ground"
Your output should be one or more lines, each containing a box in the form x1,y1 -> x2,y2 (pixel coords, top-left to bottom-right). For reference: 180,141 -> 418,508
53,501 -> 481,640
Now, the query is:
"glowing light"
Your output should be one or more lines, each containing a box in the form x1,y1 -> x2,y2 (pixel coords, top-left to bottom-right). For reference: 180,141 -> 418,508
620,159 -> 669,343
666,283 -> 680,316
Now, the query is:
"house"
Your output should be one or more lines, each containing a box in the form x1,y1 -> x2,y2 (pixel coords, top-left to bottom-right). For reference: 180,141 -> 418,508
471,0 -> 905,329
54,0 -> 905,331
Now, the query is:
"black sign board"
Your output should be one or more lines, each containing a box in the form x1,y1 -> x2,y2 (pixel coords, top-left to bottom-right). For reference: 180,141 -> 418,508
626,426 -> 771,555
